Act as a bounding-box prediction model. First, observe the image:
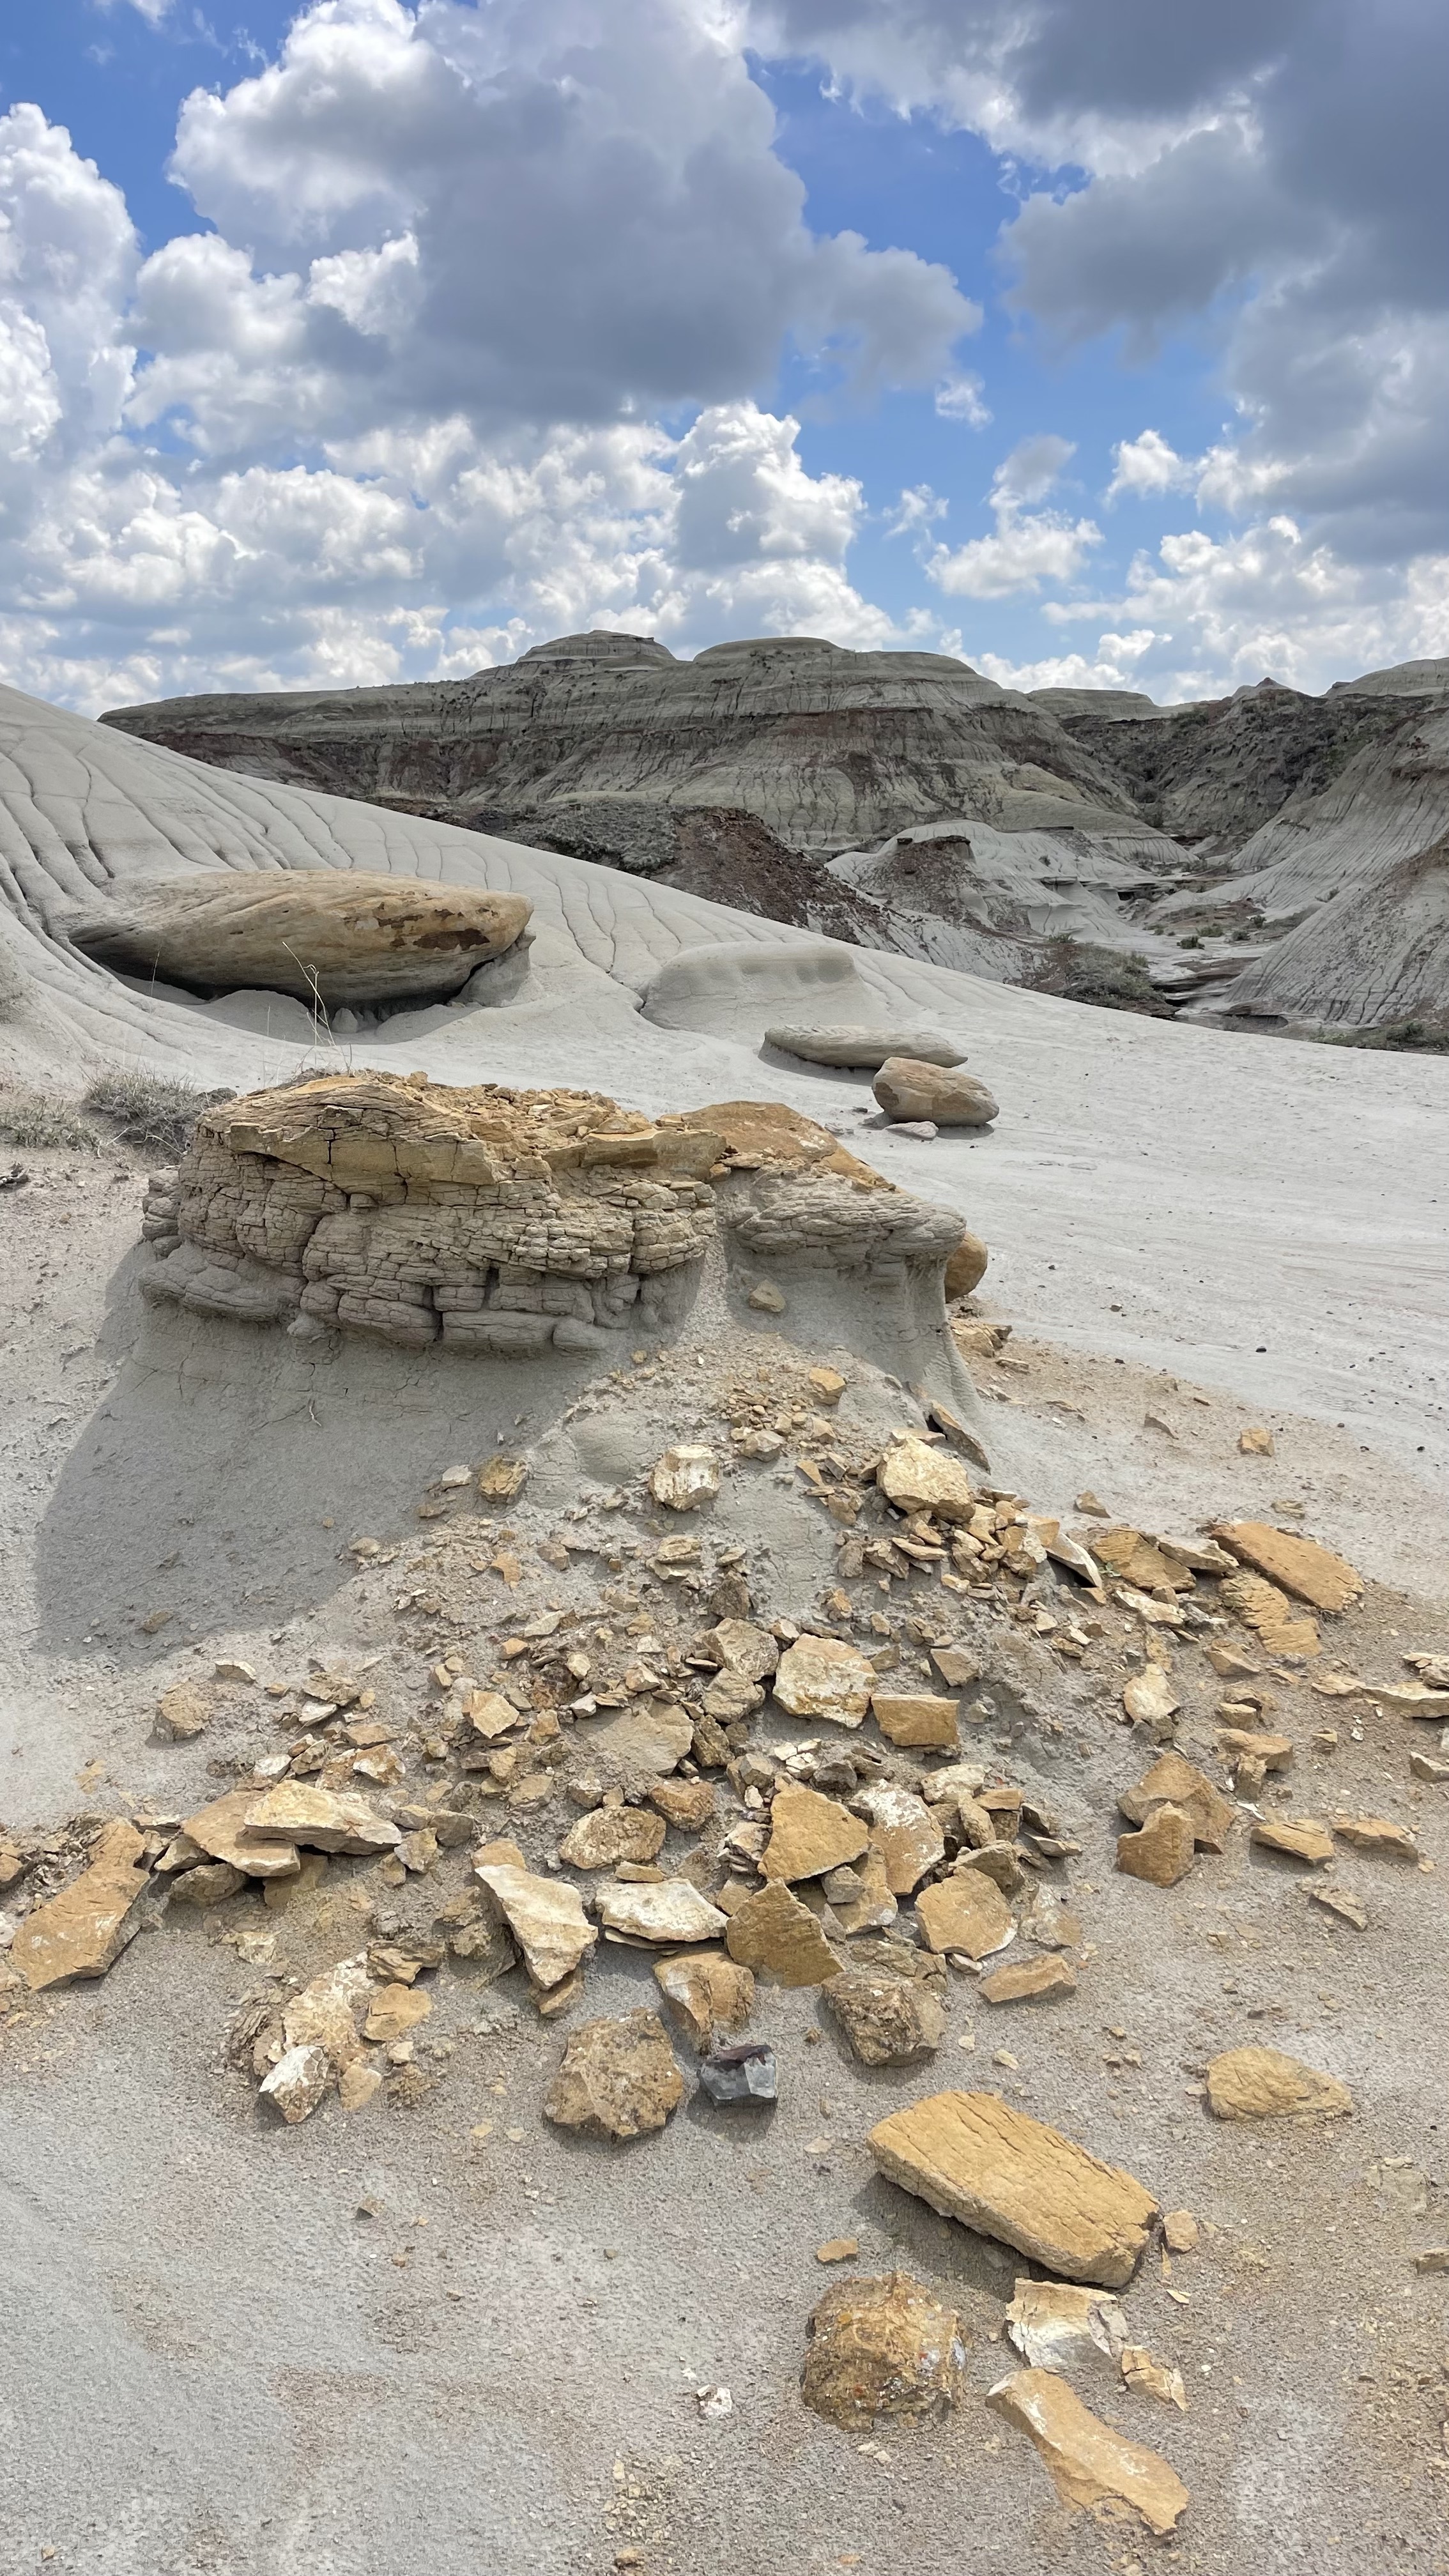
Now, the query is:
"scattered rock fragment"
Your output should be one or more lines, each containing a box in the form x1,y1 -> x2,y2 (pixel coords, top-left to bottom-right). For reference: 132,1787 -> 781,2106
558,1807 -> 668,1871
648,1777 -> 716,1831
184,1790 -> 300,1881
168,1860 -> 245,1908
871,1692 -> 960,1751
10,1821 -> 153,1991
699,2039 -> 777,2104
1217,1726 -> 1293,1775
363,1983 -> 432,2044
816,2237 -> 860,2265
1250,1817 -> 1335,1865
475,1862 -> 597,1990
259,2043 -> 332,2126
1121,1666 -> 1179,1728
725,1880 -> 841,1986
1119,2345 -> 1188,2410
772,1636 -> 875,1727
1005,2279 -> 1126,2371
916,1871 -> 1014,1959
803,2273 -> 968,2430
1204,2046 -> 1353,2120
598,1880 -> 728,1946
823,1969 -> 946,2064
705,1619 -> 778,1682
1309,1884 -> 1368,1929
154,1682 -> 211,1742
654,1951 -> 755,2052
876,1434 -> 976,1522
1119,1753 -> 1236,1851
544,2009 -> 683,2140
1329,1814 -> 1418,1857
986,2370 -> 1188,2534
979,1958 -> 1077,2006
1238,1427 -> 1275,1456
855,1784 -> 945,1894
478,1455 -> 528,1503
1212,1522 -> 1363,1614
1162,2210 -> 1198,2253
649,1446 -> 720,1511
762,1783 -> 868,1882
873,1059 -> 998,1127
1220,1572 -> 1319,1660
243,1784 -> 401,1855
868,2094 -> 1159,2287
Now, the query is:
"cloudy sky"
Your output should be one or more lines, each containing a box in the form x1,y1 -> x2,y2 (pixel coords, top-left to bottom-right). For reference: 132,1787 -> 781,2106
2,0 -> 1445,712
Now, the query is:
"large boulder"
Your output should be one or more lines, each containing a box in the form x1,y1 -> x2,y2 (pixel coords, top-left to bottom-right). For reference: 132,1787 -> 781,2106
68,870 -> 531,1009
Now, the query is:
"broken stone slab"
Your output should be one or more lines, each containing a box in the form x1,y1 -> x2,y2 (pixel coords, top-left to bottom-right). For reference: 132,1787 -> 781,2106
282,1955 -> 374,2067
243,1784 -> 401,1856
761,1783 -> 868,1882
1211,1522 -> 1363,1614
876,1434 -> 976,1522
648,1777 -> 716,1831
183,1790 -> 301,1881
1377,1682 -> 1449,1718
1205,2045 -> 1354,2120
649,1445 -> 721,1511
871,1692 -> 960,1751
979,1957 -> 1077,2006
259,2041 -> 333,2125
1329,1814 -> 1418,1857
10,1821 -> 154,1991
1119,2344 -> 1188,2409
916,1871 -> 1014,1960
829,1843 -> 899,1933
1116,1804 -> 1197,1889
868,2093 -> 1160,2287
154,1682 -> 211,1742
1308,1884 -> 1368,1928
855,1784 -> 945,1894
698,2039 -> 778,2104
765,1025 -> 966,1069
1121,1666 -> 1179,1729
1005,2279 -> 1127,2372
557,1807 -> 668,1870
168,1859 -> 246,1908
1119,1753 -> 1236,1850
724,1880 -> 841,1986
474,1862 -> 597,1989
1220,1572 -> 1320,1661
1250,1816 -> 1335,1864
588,1699 -> 694,1781
1217,1726 -> 1294,1773
986,2369 -> 1188,2535
544,2008 -> 684,2140
803,2273 -> 968,2430
363,1983 -> 432,2044
772,1636 -> 875,1728
1090,1526 -> 1193,1591
873,1059 -> 998,1126
823,1968 -> 946,2064
654,1950 -> 755,2052
703,1619 -> 778,1682
597,1880 -> 728,1946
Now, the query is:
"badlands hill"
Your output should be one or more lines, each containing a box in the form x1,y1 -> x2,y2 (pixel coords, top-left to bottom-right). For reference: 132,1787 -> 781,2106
3,677 -> 1449,2572
104,637 -> 1449,1038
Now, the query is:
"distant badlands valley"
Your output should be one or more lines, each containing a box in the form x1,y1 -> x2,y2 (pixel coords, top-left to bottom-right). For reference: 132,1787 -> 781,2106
103,631 -> 1449,1045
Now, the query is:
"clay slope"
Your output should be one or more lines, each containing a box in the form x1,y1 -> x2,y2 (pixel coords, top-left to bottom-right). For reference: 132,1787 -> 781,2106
100,628 -> 1147,858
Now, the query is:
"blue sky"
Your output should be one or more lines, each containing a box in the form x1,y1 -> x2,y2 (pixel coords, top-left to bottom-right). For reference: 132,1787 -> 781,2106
0,0 -> 1443,712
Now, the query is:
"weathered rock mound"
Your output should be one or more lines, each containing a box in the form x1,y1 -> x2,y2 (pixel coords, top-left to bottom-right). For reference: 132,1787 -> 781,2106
65,871 -> 531,1010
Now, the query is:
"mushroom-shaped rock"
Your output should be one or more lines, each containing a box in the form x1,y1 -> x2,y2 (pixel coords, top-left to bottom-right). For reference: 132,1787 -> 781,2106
68,870 -> 531,1008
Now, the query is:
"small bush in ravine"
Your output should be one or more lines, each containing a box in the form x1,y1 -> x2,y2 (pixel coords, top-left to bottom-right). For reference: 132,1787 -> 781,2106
82,1070 -> 234,1158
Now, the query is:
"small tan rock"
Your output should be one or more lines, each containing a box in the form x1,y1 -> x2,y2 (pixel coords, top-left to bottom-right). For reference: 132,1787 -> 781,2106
654,1950 -> 755,2052
544,2007 -> 683,2140
1212,1521 -> 1362,1614
478,1454 -> 529,1503
243,1784 -> 401,1855
856,1783 -> 946,1894
598,1879 -> 728,1946
772,1634 -> 875,1727
259,2042 -> 333,2125
1119,2346 -> 1188,2410
1238,1425 -> 1275,1455
829,1843 -> 899,1934
155,1682 -> 211,1742
1163,2209 -> 1199,2253
1092,1527 -> 1193,1592
558,1807 -> 668,1870
1217,1726 -> 1293,1772
871,1692 -> 960,1751
10,1822 -> 153,1991
873,1057 -> 998,1126
590,1699 -> 695,1781
916,1872 -> 1013,1959
762,1783 -> 868,1883
168,1860 -> 245,1907
363,1983 -> 433,2044
1121,1666 -> 1179,1728
803,2272 -> 968,2430
649,1445 -> 720,1511
823,1969 -> 946,2064
944,1230 -> 989,1300
1004,2278 -> 1127,2371
876,1434 -> 976,1523
1116,1805 -> 1195,1887
987,2369 -> 1188,2532
183,1790 -> 301,1881
1309,1883 -> 1368,1928
648,1777 -> 716,1831
1329,1814 -> 1418,1857
705,1619 -> 778,1682
808,1365 -> 847,1405
475,1862 -> 597,1989
1205,2045 -> 1353,2120
870,2094 -> 1159,2287
466,1690 -> 521,1740
815,2236 -> 860,2264
338,2058 -> 383,2112
725,1880 -> 841,1986
1119,1753 -> 1236,1851
979,1957 -> 1077,2006
700,1671 -> 763,1724
1250,1816 -> 1335,1864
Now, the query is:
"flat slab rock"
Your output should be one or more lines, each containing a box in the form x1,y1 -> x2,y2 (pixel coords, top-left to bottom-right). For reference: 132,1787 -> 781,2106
10,1821 -> 153,1991
761,1783 -> 868,1882
764,1024 -> 965,1069
654,1950 -> 755,2052
987,2368 -> 1188,2535
475,1862 -> 597,1989
823,1969 -> 945,2064
243,1783 -> 400,1855
771,1636 -> 875,1728
1205,2046 -> 1354,2120
869,2092 -> 1160,2287
1212,1520 -> 1363,1614
724,1880 -> 841,1986
597,1879 -> 728,1945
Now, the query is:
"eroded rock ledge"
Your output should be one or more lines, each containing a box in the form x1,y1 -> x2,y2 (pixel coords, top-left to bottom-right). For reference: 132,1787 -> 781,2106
139,1074 -> 973,1363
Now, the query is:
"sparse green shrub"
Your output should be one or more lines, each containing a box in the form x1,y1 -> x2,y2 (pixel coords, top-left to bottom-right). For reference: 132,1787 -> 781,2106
82,1070 -> 234,1159
0,1088 -> 100,1151
1029,940 -> 1172,1016
1326,1018 -> 1449,1054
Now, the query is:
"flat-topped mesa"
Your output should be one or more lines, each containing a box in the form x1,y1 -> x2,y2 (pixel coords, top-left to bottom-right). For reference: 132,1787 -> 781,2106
135,1074 -> 986,1413
141,1072 -> 720,1350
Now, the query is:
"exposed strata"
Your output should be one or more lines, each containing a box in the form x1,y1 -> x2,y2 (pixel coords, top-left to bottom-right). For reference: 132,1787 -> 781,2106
138,1070 -> 973,1363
